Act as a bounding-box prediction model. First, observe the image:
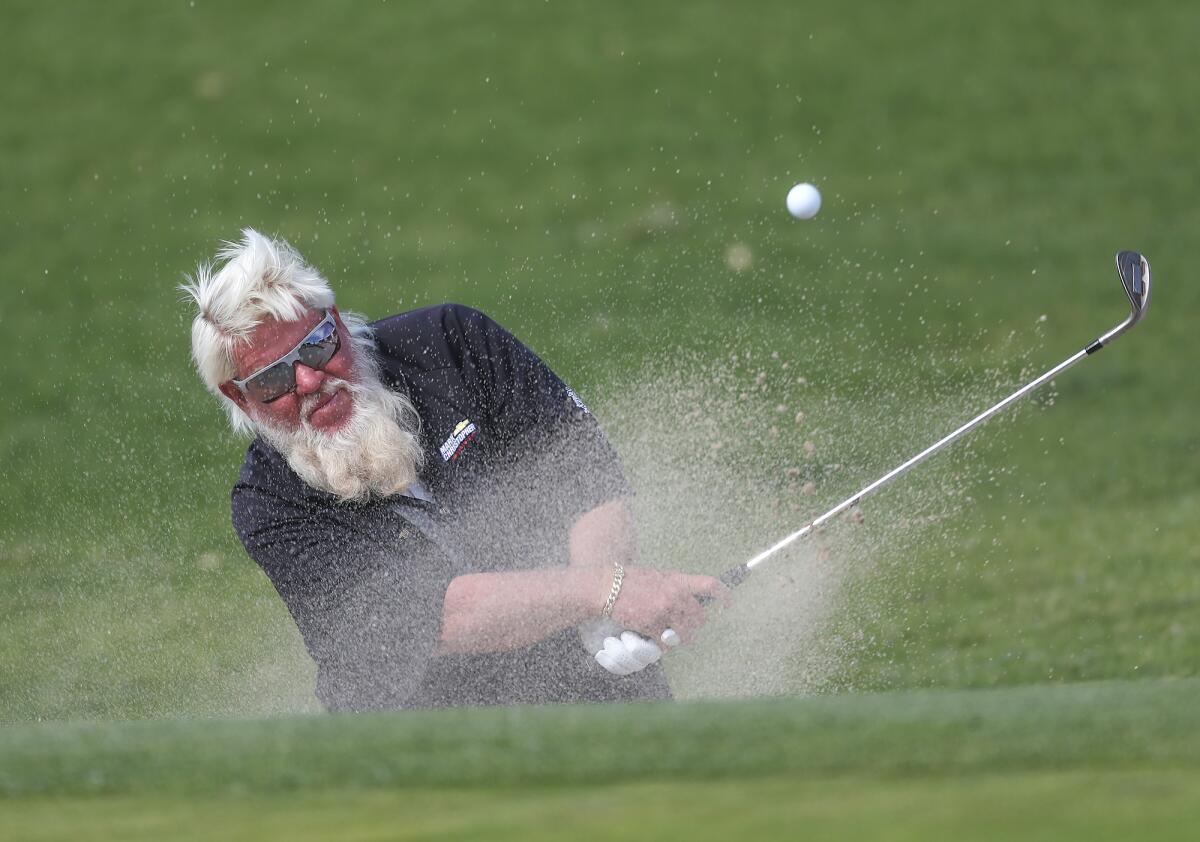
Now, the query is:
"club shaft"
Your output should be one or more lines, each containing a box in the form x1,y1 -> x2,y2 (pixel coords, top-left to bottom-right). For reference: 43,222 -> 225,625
741,341 -> 1101,573
708,252 -> 1149,593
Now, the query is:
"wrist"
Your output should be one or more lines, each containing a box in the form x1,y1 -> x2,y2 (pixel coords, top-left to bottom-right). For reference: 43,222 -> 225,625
600,562 -> 625,619
570,565 -> 618,622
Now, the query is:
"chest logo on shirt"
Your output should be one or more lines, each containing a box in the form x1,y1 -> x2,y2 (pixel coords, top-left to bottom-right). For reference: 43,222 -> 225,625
439,418 -> 478,462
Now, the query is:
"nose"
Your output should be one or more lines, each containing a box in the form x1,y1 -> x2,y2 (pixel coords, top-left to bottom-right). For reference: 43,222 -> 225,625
293,363 -> 325,395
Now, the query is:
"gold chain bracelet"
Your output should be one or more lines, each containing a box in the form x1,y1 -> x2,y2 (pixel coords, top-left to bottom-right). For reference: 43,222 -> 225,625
601,562 -> 625,618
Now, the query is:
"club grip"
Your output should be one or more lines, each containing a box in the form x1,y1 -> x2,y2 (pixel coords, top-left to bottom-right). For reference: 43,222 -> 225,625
696,563 -> 751,605
719,564 -> 752,588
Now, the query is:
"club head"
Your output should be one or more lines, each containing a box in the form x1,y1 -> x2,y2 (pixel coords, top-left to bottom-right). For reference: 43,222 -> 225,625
1115,251 -> 1151,326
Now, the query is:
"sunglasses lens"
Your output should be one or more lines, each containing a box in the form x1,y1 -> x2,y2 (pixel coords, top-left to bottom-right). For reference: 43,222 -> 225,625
245,362 -> 295,403
297,322 -> 339,369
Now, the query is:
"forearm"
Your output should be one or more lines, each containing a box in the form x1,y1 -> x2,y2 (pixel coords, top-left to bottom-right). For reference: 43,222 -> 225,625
438,564 -> 609,655
438,498 -> 632,656
568,497 -> 635,568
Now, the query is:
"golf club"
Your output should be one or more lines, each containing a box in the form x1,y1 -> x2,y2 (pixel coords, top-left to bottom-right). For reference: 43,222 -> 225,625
714,250 -> 1152,590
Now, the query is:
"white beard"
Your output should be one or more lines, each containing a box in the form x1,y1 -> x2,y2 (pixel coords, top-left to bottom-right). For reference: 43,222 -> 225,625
256,364 -> 425,502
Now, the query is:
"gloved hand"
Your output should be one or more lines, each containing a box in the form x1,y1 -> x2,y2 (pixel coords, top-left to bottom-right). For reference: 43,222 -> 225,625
596,631 -> 664,676
580,619 -> 681,676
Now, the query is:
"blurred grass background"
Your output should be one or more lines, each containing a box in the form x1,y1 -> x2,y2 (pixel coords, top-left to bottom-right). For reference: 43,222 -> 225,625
1,0 -> 1197,723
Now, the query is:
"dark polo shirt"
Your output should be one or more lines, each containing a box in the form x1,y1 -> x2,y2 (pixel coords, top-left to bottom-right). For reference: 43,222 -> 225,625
232,304 -> 670,710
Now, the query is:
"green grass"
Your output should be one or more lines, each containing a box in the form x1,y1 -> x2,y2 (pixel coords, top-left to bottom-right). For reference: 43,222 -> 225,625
2,9 -> 1200,839
10,771 -> 1200,842
4,679 -> 1200,840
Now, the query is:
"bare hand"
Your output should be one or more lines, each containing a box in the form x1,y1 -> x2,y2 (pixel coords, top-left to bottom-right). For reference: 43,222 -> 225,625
610,566 -> 728,645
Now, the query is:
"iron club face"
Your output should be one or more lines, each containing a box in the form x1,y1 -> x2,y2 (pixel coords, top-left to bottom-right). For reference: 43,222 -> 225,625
1116,250 -> 1151,325
1090,251 -> 1152,351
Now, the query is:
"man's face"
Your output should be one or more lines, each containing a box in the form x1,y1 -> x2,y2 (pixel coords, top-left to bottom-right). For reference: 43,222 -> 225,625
219,307 -> 358,434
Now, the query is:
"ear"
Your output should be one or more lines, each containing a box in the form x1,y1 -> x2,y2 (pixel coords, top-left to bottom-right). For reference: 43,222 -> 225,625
219,382 -> 249,410
330,306 -> 348,334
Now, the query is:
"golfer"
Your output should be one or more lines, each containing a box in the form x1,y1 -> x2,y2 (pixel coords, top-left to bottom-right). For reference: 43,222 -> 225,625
183,229 -> 726,710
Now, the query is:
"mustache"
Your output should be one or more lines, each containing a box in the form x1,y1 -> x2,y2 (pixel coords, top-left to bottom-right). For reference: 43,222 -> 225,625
299,377 -> 353,423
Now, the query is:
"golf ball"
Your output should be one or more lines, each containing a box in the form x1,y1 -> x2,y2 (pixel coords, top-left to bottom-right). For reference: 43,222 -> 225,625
786,182 -> 822,219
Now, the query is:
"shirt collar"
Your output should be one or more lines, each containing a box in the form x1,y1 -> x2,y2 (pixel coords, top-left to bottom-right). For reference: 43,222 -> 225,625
399,480 -> 435,504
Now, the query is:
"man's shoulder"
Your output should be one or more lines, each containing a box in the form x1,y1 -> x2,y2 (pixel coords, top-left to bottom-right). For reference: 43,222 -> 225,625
230,437 -> 349,538
231,439 -> 306,517
370,303 -> 504,371
230,439 -> 388,545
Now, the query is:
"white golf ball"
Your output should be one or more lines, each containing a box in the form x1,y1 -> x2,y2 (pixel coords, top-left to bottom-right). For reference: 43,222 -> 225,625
786,182 -> 822,219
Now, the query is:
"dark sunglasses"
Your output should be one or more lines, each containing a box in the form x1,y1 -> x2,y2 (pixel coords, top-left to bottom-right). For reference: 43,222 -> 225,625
231,310 -> 341,403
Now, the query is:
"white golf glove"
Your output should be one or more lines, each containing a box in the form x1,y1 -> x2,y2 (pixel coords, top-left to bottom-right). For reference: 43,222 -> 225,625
580,619 -> 682,676
596,631 -> 664,676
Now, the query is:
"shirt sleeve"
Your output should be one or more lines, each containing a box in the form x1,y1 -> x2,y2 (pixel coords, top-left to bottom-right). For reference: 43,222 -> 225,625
446,305 -> 633,518
232,464 -> 457,711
